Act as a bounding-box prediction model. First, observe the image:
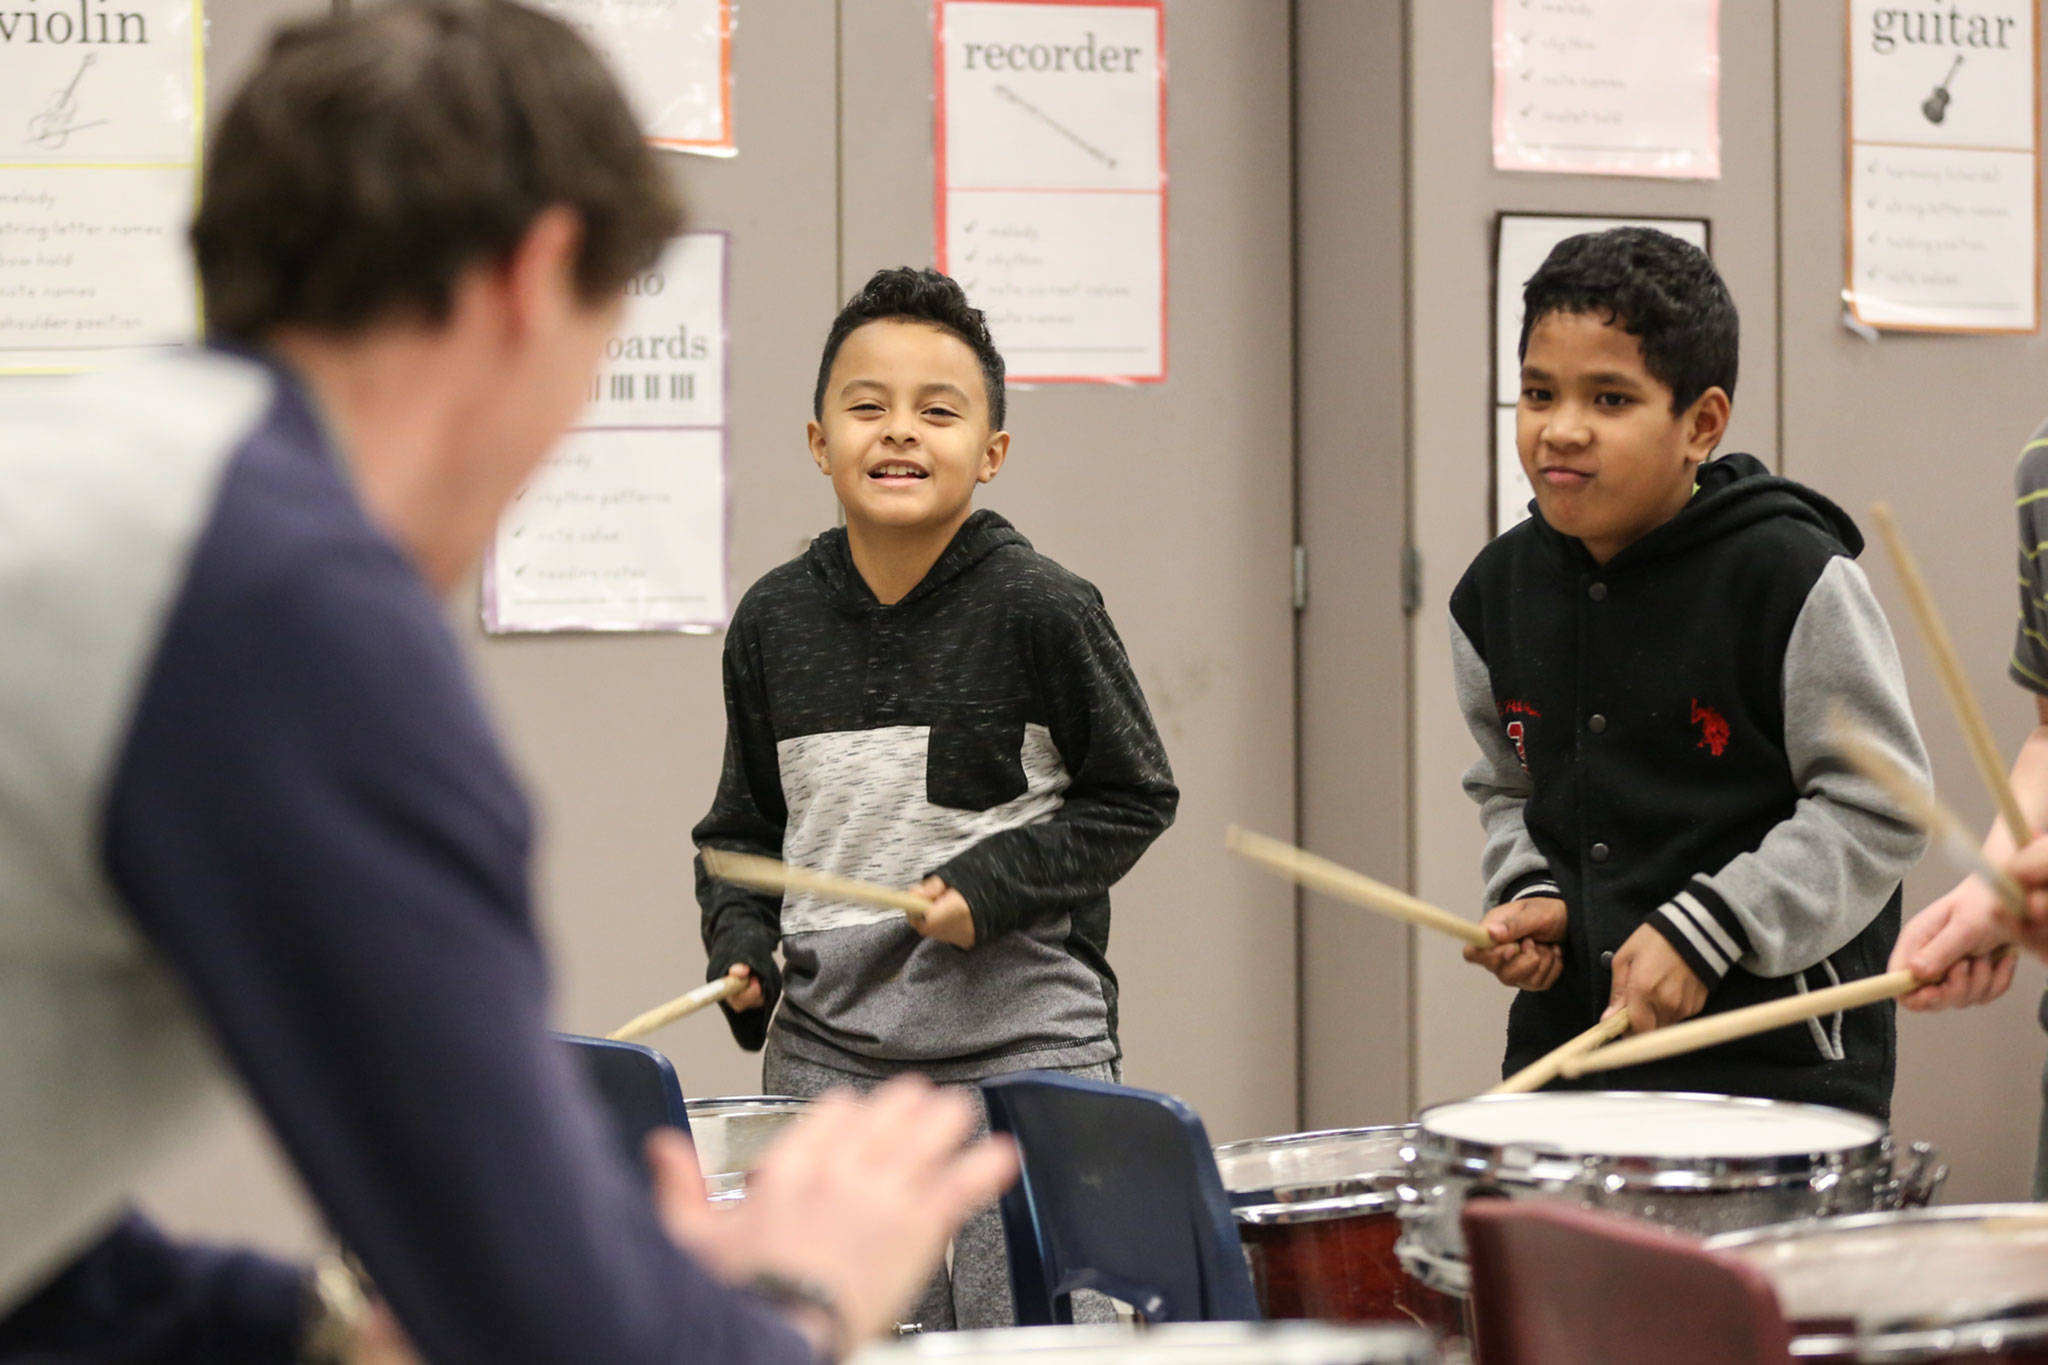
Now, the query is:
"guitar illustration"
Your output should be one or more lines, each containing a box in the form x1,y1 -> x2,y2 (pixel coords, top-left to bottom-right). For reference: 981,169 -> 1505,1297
27,54 -> 109,150
1921,55 -> 1963,125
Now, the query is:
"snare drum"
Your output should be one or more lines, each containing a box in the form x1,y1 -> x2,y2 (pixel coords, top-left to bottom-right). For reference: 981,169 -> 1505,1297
1213,1127 -> 1455,1331
848,1321 -> 1441,1365
1708,1206 -> 2048,1363
1396,1091 -> 1943,1298
684,1096 -> 808,1202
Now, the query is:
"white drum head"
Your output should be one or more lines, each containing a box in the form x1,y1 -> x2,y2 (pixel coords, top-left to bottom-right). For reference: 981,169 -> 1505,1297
1418,1091 -> 1881,1159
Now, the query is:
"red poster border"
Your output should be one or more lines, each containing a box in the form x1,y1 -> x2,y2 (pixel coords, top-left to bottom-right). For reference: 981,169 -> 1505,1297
933,0 -> 1168,385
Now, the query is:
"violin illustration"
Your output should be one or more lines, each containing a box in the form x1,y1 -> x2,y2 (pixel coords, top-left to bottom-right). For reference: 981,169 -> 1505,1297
1921,55 -> 1963,125
27,54 -> 107,151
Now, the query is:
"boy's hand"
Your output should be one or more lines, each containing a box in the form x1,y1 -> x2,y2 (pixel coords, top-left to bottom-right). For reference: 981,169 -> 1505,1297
2001,836 -> 2048,960
910,877 -> 977,949
722,962 -> 766,1011
1605,923 -> 1708,1034
1463,896 -> 1567,990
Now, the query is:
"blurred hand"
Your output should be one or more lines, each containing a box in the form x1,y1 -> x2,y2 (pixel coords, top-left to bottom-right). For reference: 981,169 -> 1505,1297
1891,877 -> 2019,1010
2000,836 -> 2048,961
722,961 -> 765,1012
647,1078 -> 1017,1354
909,877 -> 976,949
1463,896 -> 1567,990
344,1302 -> 419,1365
1606,923 -> 1709,1034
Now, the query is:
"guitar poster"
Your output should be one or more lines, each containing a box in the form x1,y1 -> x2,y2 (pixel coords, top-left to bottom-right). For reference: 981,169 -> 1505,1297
1845,0 -> 2038,333
485,232 -> 729,634
1492,0 -> 1720,179
0,0 -> 204,374
529,0 -> 734,155
934,0 -> 1166,384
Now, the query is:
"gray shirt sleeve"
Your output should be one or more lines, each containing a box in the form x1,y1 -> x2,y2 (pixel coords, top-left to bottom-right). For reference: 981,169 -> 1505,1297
1660,556 -> 1931,979
1452,617 -> 1560,910
2009,423 -> 2048,696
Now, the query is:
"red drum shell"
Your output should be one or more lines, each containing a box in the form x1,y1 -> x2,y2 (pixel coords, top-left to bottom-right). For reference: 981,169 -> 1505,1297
1214,1127 -> 1450,1330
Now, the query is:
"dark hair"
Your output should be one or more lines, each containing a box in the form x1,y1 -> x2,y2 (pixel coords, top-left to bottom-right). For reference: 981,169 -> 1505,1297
1517,227 -> 1738,412
192,0 -> 683,342
812,268 -> 1007,430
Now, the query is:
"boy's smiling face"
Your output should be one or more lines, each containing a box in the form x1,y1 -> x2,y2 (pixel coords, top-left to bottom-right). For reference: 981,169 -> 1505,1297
1518,309 -> 1729,565
808,318 -> 1008,539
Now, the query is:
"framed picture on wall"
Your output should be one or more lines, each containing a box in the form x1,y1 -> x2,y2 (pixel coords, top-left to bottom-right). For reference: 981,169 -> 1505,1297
1490,212 -> 1713,538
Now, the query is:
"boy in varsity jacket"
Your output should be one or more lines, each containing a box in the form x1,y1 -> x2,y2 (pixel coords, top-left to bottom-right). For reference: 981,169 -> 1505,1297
693,268 -> 1177,1328
1454,228 -> 1929,1119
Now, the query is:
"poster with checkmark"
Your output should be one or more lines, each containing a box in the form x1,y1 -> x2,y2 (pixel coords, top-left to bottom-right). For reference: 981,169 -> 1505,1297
0,0 -> 203,374
485,231 -> 728,633
1844,0 -> 2037,333
1493,0 -> 1720,179
934,0 -> 1165,384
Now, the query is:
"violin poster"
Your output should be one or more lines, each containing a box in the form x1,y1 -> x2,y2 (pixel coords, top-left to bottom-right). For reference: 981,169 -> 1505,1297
934,0 -> 1167,384
1846,0 -> 2038,333
0,0 -> 202,374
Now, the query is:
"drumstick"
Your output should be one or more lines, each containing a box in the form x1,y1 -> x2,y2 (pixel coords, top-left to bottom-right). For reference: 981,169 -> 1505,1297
1487,1010 -> 1631,1095
1225,826 -> 1492,948
1558,969 -> 1922,1079
700,848 -> 930,919
1827,706 -> 2026,915
609,975 -> 746,1042
1870,502 -> 2035,847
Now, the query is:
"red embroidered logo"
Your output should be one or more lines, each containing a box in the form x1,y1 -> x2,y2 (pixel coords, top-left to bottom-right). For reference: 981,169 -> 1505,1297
1499,700 -> 1538,772
1691,699 -> 1730,757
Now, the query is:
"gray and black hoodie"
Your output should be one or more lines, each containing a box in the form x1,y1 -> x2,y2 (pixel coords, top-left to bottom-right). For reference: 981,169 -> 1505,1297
1450,453 -> 1931,1118
695,510 -> 1177,1081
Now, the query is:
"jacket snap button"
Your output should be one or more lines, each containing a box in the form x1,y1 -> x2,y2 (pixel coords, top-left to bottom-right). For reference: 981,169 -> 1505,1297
1590,842 -> 1610,863
1588,582 -> 1608,601
1588,714 -> 1607,734
1600,950 -> 1615,968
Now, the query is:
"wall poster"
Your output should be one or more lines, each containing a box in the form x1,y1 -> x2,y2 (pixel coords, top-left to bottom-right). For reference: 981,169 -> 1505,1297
0,0 -> 204,374
532,0 -> 734,156
1493,0 -> 1720,179
934,0 -> 1166,384
486,231 -> 729,634
1845,0 -> 2038,333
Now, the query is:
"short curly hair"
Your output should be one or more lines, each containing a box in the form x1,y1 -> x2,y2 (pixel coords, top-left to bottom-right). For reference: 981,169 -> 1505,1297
812,268 -> 1008,430
192,0 -> 683,342
1518,227 -> 1738,413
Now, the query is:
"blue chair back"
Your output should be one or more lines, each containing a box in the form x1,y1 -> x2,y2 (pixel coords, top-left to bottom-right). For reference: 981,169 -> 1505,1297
981,1071 -> 1260,1326
555,1033 -> 692,1177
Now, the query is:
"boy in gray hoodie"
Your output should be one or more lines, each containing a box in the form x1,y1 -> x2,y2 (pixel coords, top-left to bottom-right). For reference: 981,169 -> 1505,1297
694,267 -> 1177,1328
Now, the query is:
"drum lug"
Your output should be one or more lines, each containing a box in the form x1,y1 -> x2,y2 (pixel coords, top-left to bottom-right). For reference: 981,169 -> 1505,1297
1891,1140 -> 1948,1209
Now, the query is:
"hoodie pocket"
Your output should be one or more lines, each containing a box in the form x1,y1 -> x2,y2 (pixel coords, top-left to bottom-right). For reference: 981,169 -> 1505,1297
926,703 -> 1029,811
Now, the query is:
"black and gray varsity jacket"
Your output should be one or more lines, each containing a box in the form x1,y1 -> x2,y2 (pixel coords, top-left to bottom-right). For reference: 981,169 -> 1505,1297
694,510 -> 1178,1080
1450,454 -> 1930,1118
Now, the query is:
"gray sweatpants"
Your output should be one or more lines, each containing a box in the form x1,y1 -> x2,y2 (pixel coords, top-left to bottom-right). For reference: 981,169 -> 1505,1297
761,1028 -> 1119,1331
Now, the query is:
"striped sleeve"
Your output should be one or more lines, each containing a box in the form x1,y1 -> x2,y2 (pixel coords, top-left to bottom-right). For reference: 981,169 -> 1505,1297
2010,426 -> 2048,696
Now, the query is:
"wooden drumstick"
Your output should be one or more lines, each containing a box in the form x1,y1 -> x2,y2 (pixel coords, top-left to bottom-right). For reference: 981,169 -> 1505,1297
609,975 -> 747,1041
1828,706 -> 2026,915
1225,826 -> 1492,948
700,848 -> 930,919
1870,502 -> 2035,847
1558,969 -> 1922,1079
1487,1010 -> 1631,1095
